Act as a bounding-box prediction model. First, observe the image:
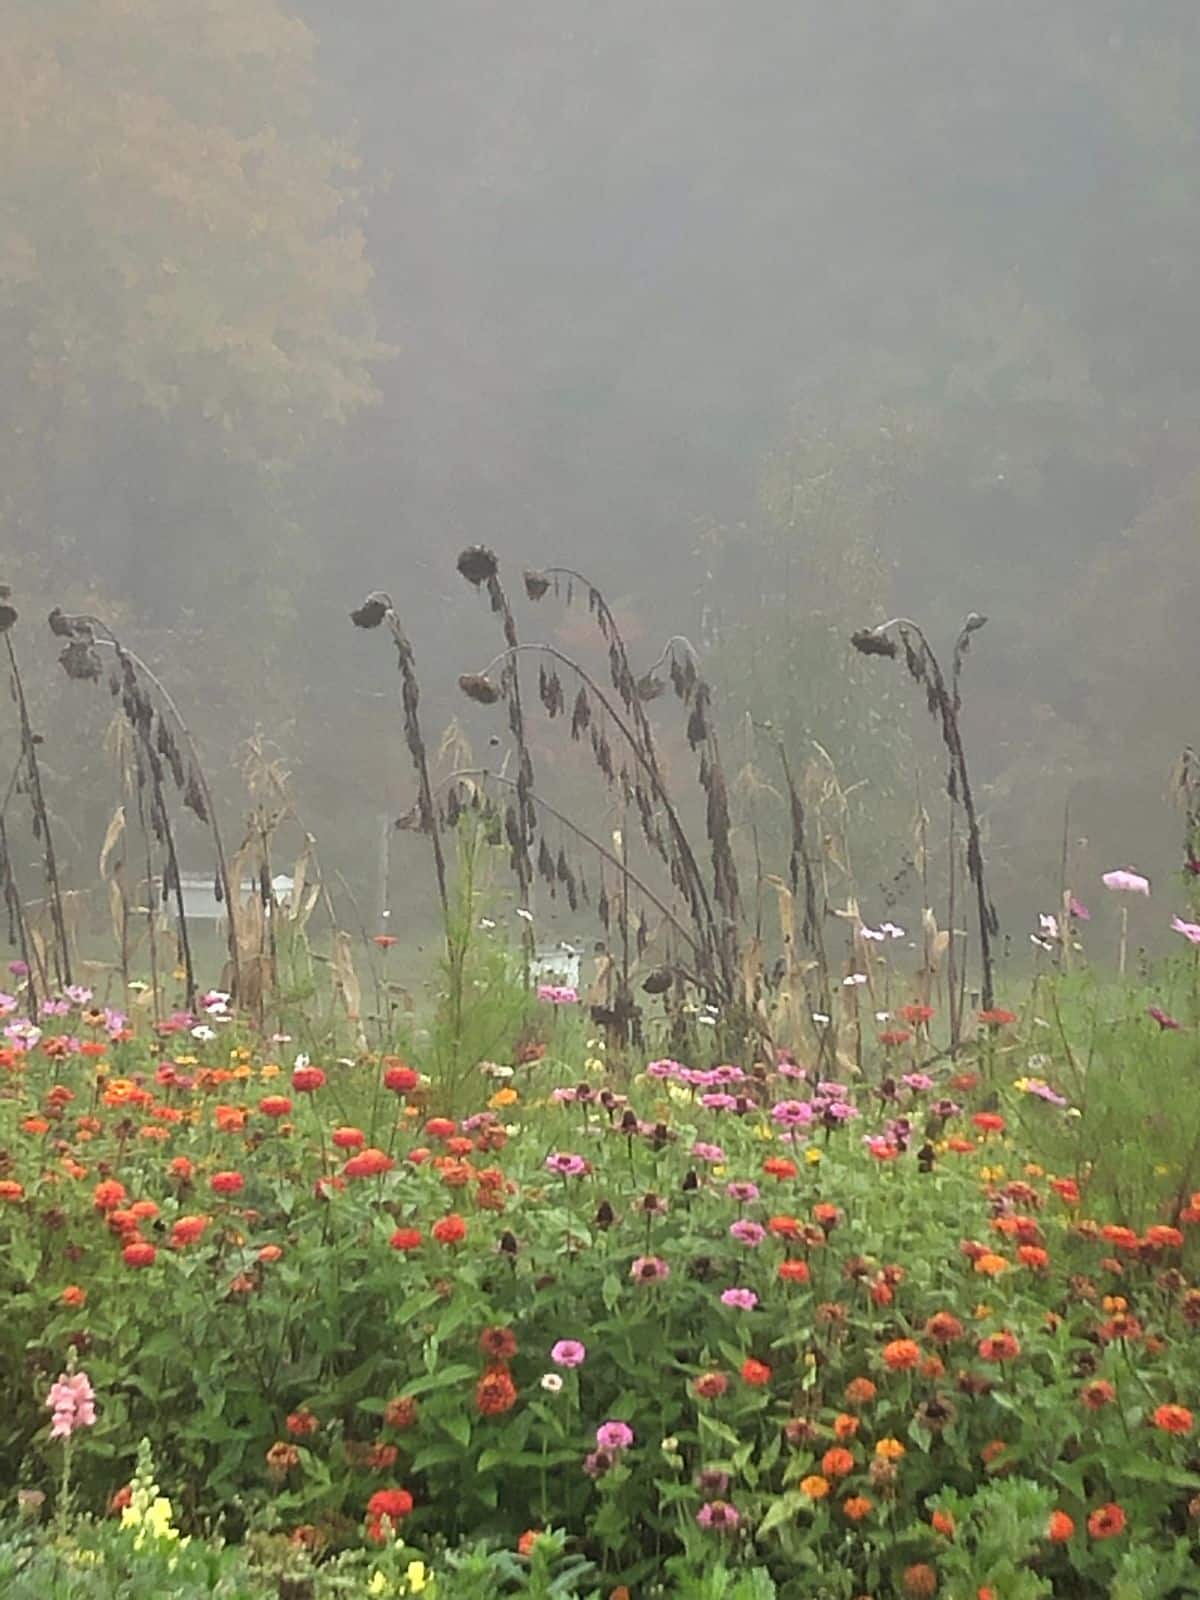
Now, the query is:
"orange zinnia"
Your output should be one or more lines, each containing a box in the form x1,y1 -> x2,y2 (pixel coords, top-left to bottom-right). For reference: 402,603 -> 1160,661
882,1339 -> 921,1371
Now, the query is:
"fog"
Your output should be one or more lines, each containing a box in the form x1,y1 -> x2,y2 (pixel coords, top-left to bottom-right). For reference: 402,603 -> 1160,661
6,2 -> 1200,974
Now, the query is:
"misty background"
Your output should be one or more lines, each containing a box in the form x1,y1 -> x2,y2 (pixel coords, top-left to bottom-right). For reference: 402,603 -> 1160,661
6,2 -> 1199,975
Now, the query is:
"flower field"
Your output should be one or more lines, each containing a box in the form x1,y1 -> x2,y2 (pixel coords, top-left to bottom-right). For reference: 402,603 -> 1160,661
2,983 -> 1200,1597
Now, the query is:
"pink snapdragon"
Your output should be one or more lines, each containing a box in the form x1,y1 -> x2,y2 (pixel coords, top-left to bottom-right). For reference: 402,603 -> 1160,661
47,1371 -> 96,1439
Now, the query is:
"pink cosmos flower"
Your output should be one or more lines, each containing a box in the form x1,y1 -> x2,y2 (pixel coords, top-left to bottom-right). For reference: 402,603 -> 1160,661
1171,915 -> 1200,945
47,1371 -> 96,1439
595,1420 -> 634,1451
550,1340 -> 587,1368
1102,869 -> 1150,895
720,1287 -> 759,1310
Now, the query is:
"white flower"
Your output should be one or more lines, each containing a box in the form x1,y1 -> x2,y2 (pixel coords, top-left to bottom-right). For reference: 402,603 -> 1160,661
811,1012 -> 831,1025
190,1025 -> 216,1042
842,973 -> 867,987
515,907 -> 534,923
540,1373 -> 563,1393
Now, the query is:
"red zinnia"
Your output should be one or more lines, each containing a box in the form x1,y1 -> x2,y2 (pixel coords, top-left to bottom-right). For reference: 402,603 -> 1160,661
479,1326 -> 518,1361
778,1259 -> 811,1284
692,1371 -> 729,1400
211,1171 -> 245,1196
332,1126 -> 366,1150
741,1357 -> 771,1387
286,1410 -> 319,1437
92,1179 -> 127,1212
1080,1379 -> 1117,1410
123,1240 -> 157,1268
1153,1403 -> 1193,1435
978,1008 -> 1016,1026
978,1330 -> 1021,1363
170,1214 -> 209,1247
1087,1502 -> 1126,1540
1047,1510 -> 1075,1542
972,1112 -> 1006,1134
365,1487 -> 413,1542
432,1213 -> 467,1245
292,1065 -> 326,1093
896,1003 -> 934,1025
925,1312 -> 965,1344
476,1366 -> 518,1416
383,1064 -> 419,1093
424,1117 -> 457,1140
384,1396 -> 420,1430
344,1148 -> 395,1179
259,1095 -> 293,1118
390,1227 -> 423,1251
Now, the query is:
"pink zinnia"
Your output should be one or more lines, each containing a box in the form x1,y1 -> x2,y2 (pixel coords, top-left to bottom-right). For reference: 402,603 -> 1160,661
545,1152 -> 587,1177
1102,869 -> 1149,895
696,1499 -> 741,1531
729,1219 -> 766,1247
725,1180 -> 760,1202
595,1420 -> 634,1451
47,1371 -> 97,1439
630,1255 -> 670,1282
550,1339 -> 587,1368
770,1099 -> 814,1127
720,1287 -> 759,1310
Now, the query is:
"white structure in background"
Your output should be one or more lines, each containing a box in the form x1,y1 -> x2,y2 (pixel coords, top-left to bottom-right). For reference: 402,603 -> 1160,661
530,941 -> 581,989
176,873 -> 295,922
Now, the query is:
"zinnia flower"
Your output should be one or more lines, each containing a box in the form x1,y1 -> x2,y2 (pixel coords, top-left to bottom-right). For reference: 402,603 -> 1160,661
630,1256 -> 669,1282
696,1499 -> 740,1531
479,1326 -> 518,1361
431,1214 -> 467,1245
383,1064 -> 419,1093
1047,1510 -> 1075,1542
1102,869 -> 1149,894
1086,1502 -> 1126,1539
978,1330 -> 1021,1362
545,1152 -> 587,1177
1152,1403 -> 1193,1435
343,1148 -> 395,1179
595,1420 -> 634,1451
210,1171 -> 245,1196
550,1339 -> 586,1368
720,1286 -> 758,1309
475,1367 -> 518,1416
692,1371 -> 728,1400
882,1339 -> 921,1371
740,1357 -> 771,1386
365,1487 -> 413,1542
122,1241 -> 156,1268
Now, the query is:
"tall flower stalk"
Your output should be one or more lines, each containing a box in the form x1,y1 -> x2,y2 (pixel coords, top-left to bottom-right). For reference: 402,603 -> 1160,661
851,613 -> 996,1032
